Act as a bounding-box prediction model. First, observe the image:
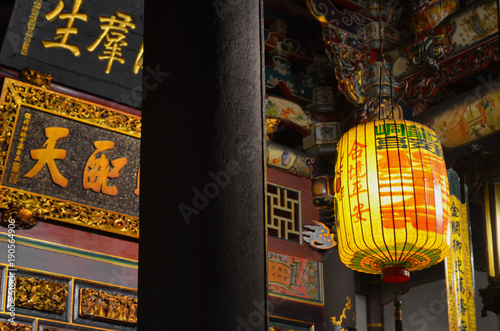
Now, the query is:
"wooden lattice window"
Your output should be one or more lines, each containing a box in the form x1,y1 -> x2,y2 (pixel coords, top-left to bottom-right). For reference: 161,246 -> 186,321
267,183 -> 301,243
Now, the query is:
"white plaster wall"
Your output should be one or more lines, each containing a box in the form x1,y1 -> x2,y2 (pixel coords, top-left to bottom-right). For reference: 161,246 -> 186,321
356,294 -> 367,330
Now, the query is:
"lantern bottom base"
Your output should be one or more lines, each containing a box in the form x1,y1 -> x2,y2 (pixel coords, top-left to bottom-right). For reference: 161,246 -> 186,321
382,266 -> 410,283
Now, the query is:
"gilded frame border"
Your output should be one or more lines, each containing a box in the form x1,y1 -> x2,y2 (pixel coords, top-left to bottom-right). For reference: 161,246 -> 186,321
269,315 -> 315,331
0,78 -> 140,238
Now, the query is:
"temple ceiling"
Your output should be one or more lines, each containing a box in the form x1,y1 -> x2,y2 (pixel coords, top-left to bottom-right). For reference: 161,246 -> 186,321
265,0 -> 500,161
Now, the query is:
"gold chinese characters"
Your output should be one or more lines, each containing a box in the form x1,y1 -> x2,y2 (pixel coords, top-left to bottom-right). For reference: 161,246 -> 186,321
41,0 -> 142,74
21,126 -> 138,197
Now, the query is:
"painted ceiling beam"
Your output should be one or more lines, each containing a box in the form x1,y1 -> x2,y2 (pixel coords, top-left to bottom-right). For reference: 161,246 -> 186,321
396,0 -> 500,115
306,0 -> 372,37
307,0 -> 500,120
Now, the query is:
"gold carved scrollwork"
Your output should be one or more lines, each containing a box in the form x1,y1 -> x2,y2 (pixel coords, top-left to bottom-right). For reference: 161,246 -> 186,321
79,288 -> 138,325
0,84 -> 18,178
15,276 -> 68,314
8,81 -> 141,137
0,201 -> 44,229
0,322 -> 32,330
266,118 -> 281,140
0,188 -> 139,237
4,80 -> 141,138
20,68 -> 53,89
331,296 -> 355,326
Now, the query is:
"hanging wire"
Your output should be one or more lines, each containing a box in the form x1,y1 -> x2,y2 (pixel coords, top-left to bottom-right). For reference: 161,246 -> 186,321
377,0 -> 397,120
389,62 -> 395,119
378,0 -> 383,120
497,0 -> 500,51
380,0 -> 398,267
379,65 -> 383,119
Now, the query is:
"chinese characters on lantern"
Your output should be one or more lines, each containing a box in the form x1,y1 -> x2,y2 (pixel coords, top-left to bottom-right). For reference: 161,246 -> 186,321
337,122 -> 445,227
37,0 -> 143,74
334,119 -> 450,277
375,122 -> 442,157
346,141 -> 368,223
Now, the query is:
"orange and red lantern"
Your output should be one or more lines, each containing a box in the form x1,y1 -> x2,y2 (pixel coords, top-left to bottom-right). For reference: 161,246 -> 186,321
334,119 -> 450,282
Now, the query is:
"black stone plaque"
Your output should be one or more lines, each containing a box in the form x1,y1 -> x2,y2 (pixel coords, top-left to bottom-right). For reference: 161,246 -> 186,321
0,0 -> 144,108
3,106 -> 140,217
0,78 -> 140,237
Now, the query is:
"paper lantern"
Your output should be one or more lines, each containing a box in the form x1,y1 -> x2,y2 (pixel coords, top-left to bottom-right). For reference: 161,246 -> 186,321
334,118 -> 450,282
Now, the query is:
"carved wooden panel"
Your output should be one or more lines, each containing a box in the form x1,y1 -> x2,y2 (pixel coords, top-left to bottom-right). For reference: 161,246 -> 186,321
15,276 -> 68,314
0,321 -> 32,330
79,288 -> 137,325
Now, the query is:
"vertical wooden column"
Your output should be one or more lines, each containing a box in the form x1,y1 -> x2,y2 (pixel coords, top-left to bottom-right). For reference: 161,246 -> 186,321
139,1 -> 267,329
366,277 -> 384,331
323,247 -> 357,331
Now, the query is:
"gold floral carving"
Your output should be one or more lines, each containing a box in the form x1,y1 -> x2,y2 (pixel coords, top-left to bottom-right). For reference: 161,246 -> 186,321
79,288 -> 138,325
266,118 -> 281,140
0,78 -> 140,238
331,296 -> 355,326
15,276 -> 68,314
0,322 -> 32,331
5,79 -> 141,137
0,202 -> 42,229
0,82 -> 17,177
20,68 -> 53,89
0,188 -> 139,237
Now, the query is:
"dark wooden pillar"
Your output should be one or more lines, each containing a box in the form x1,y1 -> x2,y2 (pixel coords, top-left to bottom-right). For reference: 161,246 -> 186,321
323,247 -> 357,331
139,1 -> 267,329
366,277 -> 384,331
